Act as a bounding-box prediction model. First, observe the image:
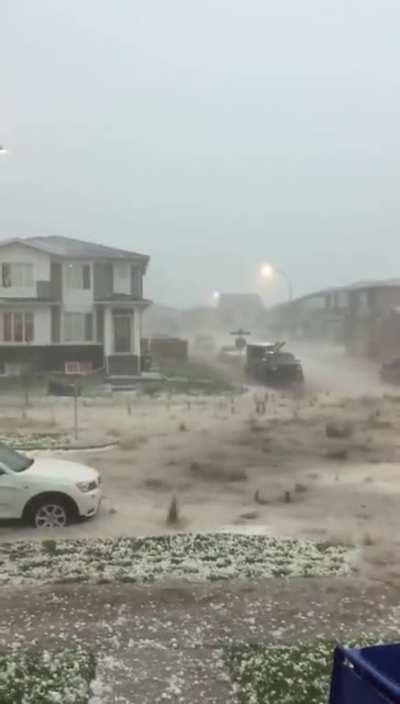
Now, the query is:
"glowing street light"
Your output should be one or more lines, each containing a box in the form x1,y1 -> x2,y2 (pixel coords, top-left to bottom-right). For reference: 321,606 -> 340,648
260,262 -> 293,301
0,146 -> 8,155
212,291 -> 220,303
260,263 -> 275,279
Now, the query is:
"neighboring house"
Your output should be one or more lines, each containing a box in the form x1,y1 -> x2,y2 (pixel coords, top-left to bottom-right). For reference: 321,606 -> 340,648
0,236 -> 151,376
266,278 -> 400,358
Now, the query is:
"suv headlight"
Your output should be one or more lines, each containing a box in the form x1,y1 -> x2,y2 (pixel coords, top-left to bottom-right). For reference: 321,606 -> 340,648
76,480 -> 98,493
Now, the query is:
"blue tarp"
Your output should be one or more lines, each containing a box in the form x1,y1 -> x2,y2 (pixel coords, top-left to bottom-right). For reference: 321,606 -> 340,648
330,644 -> 400,704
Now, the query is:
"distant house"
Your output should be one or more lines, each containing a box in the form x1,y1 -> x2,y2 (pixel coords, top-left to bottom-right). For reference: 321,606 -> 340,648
0,236 -> 151,376
217,293 -> 265,332
266,278 -> 400,358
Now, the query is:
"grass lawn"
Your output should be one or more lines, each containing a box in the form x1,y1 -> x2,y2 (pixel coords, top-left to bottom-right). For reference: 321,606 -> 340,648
227,635 -> 394,704
0,646 -> 94,704
143,360 -> 238,395
0,534 -> 350,586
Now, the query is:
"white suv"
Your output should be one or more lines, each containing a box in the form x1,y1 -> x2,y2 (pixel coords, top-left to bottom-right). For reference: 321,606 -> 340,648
0,443 -> 101,528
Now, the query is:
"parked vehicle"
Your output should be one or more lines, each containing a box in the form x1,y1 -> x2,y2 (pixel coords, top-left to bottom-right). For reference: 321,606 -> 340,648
380,357 -> 400,385
245,341 -> 304,385
0,443 -> 101,528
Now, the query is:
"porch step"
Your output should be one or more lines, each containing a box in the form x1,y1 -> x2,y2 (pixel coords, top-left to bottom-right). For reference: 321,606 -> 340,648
107,355 -> 139,376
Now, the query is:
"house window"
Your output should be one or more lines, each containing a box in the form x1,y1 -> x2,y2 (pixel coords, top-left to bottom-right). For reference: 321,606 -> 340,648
2,312 -> 34,343
1,263 -> 33,288
65,264 -> 91,290
3,313 -> 11,341
63,313 -> 93,342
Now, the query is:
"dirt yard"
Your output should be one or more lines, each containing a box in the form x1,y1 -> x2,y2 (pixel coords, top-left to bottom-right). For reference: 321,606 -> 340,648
2,345 -> 400,702
1,345 -> 399,576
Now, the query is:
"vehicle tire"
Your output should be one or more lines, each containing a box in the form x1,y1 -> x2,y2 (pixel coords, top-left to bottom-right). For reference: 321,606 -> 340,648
28,497 -> 75,528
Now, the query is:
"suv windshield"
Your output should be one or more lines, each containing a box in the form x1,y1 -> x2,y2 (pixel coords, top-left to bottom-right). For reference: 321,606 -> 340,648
0,443 -> 33,473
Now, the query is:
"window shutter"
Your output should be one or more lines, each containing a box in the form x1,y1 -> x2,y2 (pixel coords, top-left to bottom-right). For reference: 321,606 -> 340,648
85,313 -> 93,341
83,265 -> 91,290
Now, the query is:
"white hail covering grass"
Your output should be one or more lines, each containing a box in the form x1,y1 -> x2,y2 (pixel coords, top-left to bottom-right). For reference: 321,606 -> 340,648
0,533 -> 351,585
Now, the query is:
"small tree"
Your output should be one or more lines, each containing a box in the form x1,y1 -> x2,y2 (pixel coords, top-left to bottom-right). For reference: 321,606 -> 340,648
166,495 -> 180,526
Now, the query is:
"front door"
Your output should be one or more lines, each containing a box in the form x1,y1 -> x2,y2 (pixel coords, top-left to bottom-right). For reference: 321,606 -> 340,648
113,314 -> 131,353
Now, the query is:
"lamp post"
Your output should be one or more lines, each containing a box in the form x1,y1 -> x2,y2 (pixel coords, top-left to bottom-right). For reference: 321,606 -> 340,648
260,263 -> 293,301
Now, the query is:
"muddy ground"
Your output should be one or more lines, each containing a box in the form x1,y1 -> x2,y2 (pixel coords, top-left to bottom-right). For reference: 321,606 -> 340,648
1,577 -> 400,703
2,344 -> 400,701
1,344 -> 399,567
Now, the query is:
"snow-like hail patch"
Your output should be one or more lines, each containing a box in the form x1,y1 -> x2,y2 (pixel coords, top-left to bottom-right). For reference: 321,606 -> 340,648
0,646 -> 94,704
0,532 -> 352,586
226,634 -> 396,704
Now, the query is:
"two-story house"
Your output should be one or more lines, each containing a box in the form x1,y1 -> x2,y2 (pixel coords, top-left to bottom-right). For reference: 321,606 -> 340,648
0,235 -> 151,376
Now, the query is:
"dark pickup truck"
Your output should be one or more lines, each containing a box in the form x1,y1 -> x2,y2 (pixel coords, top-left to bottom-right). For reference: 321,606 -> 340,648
245,341 -> 304,386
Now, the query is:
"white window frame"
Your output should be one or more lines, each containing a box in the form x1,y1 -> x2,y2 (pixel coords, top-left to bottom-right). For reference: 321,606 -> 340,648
1,263 -> 33,288
2,311 -> 34,343
65,263 -> 91,290
63,312 -> 93,343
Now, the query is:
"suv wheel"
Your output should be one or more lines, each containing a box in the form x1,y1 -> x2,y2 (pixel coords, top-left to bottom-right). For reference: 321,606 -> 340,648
32,501 -> 70,528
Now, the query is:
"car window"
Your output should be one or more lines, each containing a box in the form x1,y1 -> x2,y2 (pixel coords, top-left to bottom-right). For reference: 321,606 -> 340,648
0,443 -> 33,472
276,353 -> 295,362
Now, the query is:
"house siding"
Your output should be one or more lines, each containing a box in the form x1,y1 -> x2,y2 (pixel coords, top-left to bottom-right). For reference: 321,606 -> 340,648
113,262 -> 130,295
62,262 -> 93,306
96,306 -> 104,343
131,267 -> 143,298
50,262 -> 62,300
0,345 -> 103,373
94,262 -> 113,300
36,281 -> 52,300
34,308 -> 51,344
51,308 -> 61,343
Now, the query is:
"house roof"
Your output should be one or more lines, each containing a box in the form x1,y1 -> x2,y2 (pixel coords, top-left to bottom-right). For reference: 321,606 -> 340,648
0,236 -> 150,266
266,277 -> 400,314
347,278 -> 400,290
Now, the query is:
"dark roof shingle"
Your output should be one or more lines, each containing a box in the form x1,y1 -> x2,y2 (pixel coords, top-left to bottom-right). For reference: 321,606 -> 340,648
27,235 -> 149,262
0,235 -> 149,265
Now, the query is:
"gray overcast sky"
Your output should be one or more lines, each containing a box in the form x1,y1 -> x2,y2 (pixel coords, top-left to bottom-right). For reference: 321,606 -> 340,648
1,0 -> 400,307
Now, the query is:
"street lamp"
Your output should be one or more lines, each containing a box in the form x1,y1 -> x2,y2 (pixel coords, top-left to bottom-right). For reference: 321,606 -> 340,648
260,263 -> 293,301
0,146 -> 8,155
